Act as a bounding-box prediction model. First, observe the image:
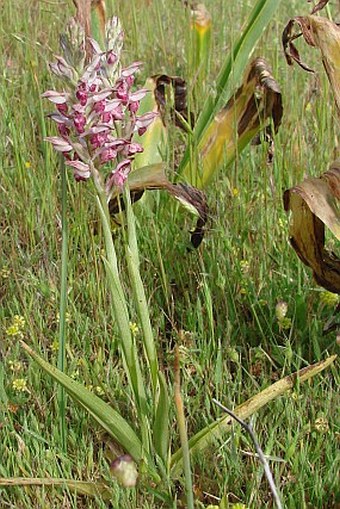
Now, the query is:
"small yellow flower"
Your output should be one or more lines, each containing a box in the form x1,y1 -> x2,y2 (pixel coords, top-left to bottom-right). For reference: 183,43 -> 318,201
1,266 -> 10,279
239,287 -> 248,295
240,260 -> 250,274
12,378 -> 28,392
129,322 -> 139,336
6,315 -> 26,338
94,385 -> 105,396
50,340 -> 59,353
25,161 -> 31,169
56,311 -> 71,323
314,417 -> 329,433
232,187 -> 240,197
319,291 -> 339,308
8,360 -> 23,373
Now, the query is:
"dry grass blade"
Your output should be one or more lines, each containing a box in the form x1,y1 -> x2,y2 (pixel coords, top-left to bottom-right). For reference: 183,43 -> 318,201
171,355 -> 337,473
284,161 -> 340,293
0,478 -> 112,499
283,15 -> 340,114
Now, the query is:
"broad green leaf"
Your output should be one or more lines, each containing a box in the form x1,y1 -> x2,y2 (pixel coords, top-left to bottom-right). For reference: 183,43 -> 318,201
181,57 -> 282,187
170,355 -> 337,474
0,477 -> 111,500
283,161 -> 340,293
179,0 -> 282,179
153,371 -> 170,467
20,341 -> 143,463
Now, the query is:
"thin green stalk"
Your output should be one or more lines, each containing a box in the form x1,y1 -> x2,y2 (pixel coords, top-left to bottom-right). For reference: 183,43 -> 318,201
58,157 -> 68,452
174,347 -> 194,509
123,187 -> 159,396
94,188 -> 151,456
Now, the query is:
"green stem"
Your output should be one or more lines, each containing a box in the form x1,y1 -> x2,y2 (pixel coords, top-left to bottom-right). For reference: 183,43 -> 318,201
58,157 -> 68,451
123,187 -> 159,397
94,188 -> 151,456
174,347 -> 194,509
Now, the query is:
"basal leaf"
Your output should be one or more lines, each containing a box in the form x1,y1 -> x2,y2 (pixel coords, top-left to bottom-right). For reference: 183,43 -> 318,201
284,161 -> 340,293
20,341 -> 144,463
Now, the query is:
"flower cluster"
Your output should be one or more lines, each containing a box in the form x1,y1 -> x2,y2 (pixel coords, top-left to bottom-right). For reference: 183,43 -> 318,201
43,17 -> 157,193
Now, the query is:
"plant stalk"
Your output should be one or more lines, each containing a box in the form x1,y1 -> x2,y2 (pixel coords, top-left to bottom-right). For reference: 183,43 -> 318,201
58,156 -> 68,451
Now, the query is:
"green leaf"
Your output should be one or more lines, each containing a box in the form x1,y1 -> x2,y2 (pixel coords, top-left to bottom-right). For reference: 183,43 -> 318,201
179,0 -> 282,181
153,372 -> 170,467
20,341 -> 143,463
170,355 -> 337,474
182,57 -> 282,187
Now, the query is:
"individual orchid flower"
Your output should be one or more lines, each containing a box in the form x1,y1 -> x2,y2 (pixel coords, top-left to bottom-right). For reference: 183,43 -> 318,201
43,16 -> 157,197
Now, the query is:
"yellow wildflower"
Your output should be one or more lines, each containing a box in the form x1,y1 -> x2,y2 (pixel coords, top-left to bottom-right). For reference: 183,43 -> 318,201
129,322 -> 139,336
12,378 -> 28,392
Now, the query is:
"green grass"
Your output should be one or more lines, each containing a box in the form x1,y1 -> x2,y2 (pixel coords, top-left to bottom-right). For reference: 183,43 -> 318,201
0,0 -> 339,507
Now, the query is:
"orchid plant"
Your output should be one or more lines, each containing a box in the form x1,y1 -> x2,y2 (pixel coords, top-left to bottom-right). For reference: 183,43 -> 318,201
10,4 -> 336,507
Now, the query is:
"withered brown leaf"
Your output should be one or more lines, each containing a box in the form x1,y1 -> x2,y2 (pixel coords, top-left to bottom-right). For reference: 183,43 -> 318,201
284,161 -> 340,293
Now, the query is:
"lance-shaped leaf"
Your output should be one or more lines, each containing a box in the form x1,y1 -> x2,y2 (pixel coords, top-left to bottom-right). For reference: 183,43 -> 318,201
91,0 -> 106,48
20,341 -> 144,464
109,164 -> 208,248
283,15 -> 340,115
283,161 -> 340,293
171,355 -> 337,474
179,0 -> 282,181
181,57 -> 282,188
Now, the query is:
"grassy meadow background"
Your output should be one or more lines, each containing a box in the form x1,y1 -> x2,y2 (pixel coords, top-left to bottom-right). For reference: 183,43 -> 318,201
0,0 -> 339,507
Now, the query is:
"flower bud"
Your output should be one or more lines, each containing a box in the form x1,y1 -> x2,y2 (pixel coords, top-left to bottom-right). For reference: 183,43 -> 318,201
110,454 -> 138,488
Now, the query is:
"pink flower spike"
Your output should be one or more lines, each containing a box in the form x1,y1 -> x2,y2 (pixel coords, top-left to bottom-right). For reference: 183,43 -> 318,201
66,160 -> 91,181
42,90 -> 69,105
45,136 -> 73,153
106,159 -> 131,191
121,62 -> 143,78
